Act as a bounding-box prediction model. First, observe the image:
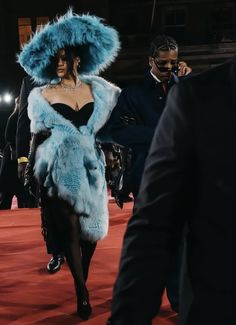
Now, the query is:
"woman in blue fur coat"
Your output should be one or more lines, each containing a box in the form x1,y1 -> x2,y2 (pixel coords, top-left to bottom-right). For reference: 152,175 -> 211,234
18,10 -> 120,319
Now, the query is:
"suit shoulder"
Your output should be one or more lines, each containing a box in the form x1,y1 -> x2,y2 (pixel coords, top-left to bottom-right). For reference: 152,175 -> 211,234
120,79 -> 145,96
180,60 -> 232,89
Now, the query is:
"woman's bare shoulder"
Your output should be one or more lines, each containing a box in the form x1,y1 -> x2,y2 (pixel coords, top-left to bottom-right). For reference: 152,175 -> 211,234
41,84 -> 58,100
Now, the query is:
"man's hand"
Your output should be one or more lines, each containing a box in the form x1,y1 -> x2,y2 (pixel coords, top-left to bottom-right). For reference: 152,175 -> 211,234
178,61 -> 192,76
18,162 -> 27,181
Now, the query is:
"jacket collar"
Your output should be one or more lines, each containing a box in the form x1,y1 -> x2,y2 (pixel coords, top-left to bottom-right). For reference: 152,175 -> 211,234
144,70 -> 179,89
27,75 -> 120,135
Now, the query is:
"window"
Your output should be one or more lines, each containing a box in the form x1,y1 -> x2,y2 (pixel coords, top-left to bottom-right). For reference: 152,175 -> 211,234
211,9 -> 233,31
165,9 -> 186,28
18,18 -> 32,47
163,9 -> 187,43
36,16 -> 49,31
18,16 -> 49,47
210,9 -> 234,42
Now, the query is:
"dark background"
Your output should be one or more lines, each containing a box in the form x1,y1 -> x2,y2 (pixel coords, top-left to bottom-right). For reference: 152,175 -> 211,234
0,0 -> 236,144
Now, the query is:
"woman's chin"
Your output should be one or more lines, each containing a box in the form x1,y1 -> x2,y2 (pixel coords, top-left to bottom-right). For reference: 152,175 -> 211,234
57,73 -> 65,78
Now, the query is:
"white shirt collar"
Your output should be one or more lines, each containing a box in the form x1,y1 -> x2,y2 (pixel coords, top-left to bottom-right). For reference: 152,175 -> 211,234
150,71 -> 161,83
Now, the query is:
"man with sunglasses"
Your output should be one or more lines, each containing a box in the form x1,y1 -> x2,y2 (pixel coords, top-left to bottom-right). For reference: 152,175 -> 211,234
108,35 -> 191,313
109,35 -> 191,203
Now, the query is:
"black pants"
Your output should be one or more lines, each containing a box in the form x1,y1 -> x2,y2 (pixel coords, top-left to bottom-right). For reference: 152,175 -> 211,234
132,185 -> 182,312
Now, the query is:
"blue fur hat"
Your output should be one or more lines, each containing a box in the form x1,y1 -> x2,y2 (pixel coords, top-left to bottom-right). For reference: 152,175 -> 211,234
18,9 -> 120,83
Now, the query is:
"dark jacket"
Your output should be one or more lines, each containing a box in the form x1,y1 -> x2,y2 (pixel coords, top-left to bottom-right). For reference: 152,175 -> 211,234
109,71 -> 179,195
16,76 -> 37,159
5,108 -> 18,160
109,59 -> 235,325
0,109 -> 25,200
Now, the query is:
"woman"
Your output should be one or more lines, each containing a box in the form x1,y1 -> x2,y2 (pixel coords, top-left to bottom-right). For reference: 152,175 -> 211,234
18,10 -> 120,319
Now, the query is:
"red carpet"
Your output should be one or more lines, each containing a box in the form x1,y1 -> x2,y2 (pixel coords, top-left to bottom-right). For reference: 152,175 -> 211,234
0,200 -> 178,324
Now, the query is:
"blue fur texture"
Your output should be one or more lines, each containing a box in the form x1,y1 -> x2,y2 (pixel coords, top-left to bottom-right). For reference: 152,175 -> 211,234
28,75 -> 120,242
18,10 -> 120,84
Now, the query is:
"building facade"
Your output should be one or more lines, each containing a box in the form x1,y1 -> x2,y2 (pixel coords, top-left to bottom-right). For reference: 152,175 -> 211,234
0,0 -> 235,98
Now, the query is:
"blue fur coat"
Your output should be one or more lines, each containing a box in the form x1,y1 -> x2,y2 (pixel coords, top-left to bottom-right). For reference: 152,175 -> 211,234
27,75 -> 120,242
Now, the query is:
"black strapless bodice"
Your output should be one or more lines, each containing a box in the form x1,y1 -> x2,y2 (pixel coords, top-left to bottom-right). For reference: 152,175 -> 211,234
51,102 -> 94,129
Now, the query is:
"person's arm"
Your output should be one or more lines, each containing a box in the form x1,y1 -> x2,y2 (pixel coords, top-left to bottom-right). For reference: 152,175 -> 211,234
108,83 -> 194,325
109,89 -> 155,150
4,109 -> 18,160
16,77 -> 33,180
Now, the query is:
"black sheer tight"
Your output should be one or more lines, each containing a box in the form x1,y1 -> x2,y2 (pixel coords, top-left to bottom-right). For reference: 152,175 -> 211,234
80,239 -> 97,282
45,196 -> 96,304
63,211 -> 88,302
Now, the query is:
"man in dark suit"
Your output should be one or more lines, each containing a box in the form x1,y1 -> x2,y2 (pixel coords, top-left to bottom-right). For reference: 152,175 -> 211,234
16,76 -> 65,273
109,35 -> 191,201
108,58 -> 235,325
109,35 -> 191,311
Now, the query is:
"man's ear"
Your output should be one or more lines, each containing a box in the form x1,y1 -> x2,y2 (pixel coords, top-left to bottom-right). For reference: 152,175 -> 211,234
148,56 -> 153,67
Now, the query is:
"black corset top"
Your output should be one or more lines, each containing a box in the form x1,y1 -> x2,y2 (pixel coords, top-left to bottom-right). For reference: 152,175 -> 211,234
51,102 -> 94,129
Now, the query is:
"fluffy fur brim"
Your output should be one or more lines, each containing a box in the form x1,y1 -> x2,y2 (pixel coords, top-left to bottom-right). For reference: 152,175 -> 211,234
18,9 -> 120,83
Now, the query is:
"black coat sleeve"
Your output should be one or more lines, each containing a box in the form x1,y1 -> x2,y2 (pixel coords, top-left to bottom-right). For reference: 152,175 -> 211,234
109,89 -> 155,151
16,77 -> 33,158
109,83 -> 194,325
5,110 -> 18,147
4,109 -> 18,160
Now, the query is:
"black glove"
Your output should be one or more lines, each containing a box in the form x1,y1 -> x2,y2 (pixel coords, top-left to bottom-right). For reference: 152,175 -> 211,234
18,162 -> 27,181
23,133 -> 38,189
24,160 -> 34,189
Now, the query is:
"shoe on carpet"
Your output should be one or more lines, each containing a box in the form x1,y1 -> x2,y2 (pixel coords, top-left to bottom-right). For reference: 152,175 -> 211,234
77,300 -> 92,320
47,254 -> 64,273
114,194 -> 133,209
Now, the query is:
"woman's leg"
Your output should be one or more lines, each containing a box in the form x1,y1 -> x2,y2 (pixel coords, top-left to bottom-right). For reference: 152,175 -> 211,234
52,200 -> 92,319
41,190 -> 64,273
64,212 -> 87,293
80,239 -> 97,282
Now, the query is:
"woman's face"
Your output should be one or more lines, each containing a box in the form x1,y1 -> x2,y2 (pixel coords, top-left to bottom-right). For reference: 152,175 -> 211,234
55,49 -> 80,79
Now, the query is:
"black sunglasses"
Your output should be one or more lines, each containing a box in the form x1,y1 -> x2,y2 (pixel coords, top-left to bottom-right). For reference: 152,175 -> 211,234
153,57 -> 179,73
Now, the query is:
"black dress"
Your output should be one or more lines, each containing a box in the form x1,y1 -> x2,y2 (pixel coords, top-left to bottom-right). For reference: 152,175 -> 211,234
52,102 -> 94,128
41,102 -> 94,254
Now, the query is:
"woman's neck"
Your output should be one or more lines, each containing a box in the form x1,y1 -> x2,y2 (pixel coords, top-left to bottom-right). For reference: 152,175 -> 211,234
60,76 -> 82,91
61,76 -> 77,86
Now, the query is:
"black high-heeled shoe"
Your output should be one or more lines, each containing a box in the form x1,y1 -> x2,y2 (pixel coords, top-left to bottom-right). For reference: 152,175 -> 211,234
77,300 -> 92,320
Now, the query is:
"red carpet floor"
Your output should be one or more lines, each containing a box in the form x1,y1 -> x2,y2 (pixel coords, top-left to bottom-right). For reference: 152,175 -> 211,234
0,200 -> 178,325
